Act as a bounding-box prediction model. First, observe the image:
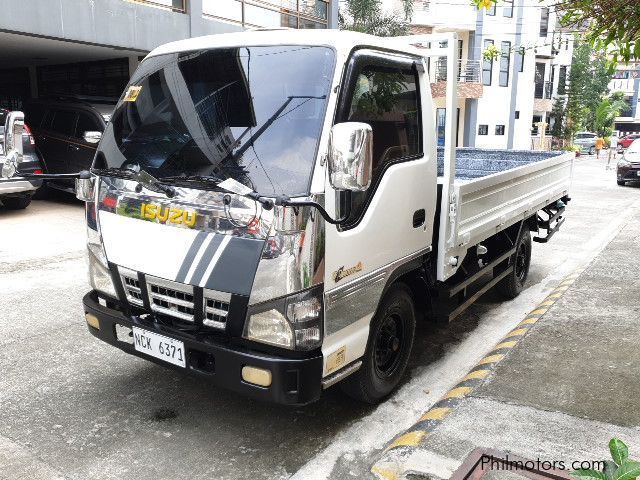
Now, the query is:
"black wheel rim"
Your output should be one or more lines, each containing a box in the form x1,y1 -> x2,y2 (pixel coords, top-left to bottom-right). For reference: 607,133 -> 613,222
515,241 -> 528,282
374,313 -> 404,378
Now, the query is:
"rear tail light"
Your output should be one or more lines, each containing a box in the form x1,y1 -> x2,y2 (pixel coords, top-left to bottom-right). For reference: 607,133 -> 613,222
23,124 -> 35,145
33,169 -> 43,175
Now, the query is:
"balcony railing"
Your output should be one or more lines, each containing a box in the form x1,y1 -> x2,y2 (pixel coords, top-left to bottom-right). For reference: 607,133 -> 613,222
534,81 -> 552,99
434,59 -> 481,83
127,0 -> 186,13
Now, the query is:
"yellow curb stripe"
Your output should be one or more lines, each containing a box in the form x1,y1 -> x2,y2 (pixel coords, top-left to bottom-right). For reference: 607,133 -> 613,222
548,292 -> 563,298
554,286 -> 570,292
505,328 -> 528,338
371,465 -> 399,480
530,308 -> 548,315
539,300 -> 555,306
419,407 -> 452,421
519,317 -> 538,326
477,354 -> 505,365
560,280 -> 575,286
386,431 -> 427,451
462,369 -> 491,381
494,340 -> 518,350
443,386 -> 473,399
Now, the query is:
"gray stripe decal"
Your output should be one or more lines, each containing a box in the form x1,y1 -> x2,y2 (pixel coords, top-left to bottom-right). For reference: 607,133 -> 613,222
189,234 -> 225,286
204,237 -> 265,296
175,231 -> 208,283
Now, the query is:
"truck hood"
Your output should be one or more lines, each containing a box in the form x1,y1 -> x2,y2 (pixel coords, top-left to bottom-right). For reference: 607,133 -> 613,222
97,177 -> 270,297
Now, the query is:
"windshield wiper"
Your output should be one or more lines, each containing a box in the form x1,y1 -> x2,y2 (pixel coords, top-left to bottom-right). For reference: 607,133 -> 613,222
93,167 -> 176,198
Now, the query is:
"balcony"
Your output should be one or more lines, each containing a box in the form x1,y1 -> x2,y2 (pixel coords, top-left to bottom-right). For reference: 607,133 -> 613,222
430,59 -> 483,99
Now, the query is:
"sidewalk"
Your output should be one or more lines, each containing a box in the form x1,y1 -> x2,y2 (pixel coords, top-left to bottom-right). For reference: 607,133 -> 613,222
373,210 -> 640,479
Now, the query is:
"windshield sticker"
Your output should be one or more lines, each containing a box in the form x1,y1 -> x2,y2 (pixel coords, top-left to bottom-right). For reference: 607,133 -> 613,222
219,178 -> 253,196
123,85 -> 142,102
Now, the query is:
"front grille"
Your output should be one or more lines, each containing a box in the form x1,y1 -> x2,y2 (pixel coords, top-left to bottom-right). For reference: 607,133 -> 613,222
120,267 -> 144,307
203,289 -> 231,329
116,267 -> 230,330
146,276 -> 195,322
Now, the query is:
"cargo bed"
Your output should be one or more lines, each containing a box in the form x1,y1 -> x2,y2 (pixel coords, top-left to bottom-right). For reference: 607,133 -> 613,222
435,147 -> 574,281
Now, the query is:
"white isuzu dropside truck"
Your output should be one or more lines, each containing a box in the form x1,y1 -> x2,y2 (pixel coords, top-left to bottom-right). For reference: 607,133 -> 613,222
3,30 -> 573,404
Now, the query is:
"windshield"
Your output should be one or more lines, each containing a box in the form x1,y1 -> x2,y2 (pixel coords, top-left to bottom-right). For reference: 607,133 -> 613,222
95,46 -> 335,196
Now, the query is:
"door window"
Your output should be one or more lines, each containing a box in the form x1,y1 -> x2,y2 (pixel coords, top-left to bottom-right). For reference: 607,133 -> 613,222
50,110 -> 77,136
338,54 -> 422,226
75,113 -> 101,139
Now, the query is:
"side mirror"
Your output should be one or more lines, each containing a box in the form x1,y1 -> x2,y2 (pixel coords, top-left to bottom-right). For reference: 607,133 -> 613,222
328,122 -> 373,192
83,131 -> 102,144
1,111 -> 24,179
75,171 -> 95,202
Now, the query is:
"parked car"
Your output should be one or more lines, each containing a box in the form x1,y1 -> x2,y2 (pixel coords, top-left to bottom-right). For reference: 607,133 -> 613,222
0,109 -> 43,209
574,132 -> 597,155
24,96 -> 115,191
617,138 -> 640,186
617,133 -> 640,152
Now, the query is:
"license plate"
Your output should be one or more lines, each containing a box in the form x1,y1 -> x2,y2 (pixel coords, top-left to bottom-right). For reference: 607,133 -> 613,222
132,326 -> 185,368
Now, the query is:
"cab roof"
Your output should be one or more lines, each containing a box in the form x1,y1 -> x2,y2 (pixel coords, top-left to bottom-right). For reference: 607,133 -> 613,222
147,29 -> 415,59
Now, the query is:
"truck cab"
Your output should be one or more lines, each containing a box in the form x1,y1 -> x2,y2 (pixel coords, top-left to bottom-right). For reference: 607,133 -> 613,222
71,30 -> 571,405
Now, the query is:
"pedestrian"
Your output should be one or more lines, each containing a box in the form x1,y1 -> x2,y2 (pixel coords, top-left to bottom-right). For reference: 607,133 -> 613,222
595,136 -> 605,159
607,134 -> 618,169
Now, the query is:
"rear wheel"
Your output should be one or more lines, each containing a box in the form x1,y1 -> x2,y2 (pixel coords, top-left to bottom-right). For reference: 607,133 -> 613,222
341,283 -> 416,404
588,146 -> 595,155
2,195 -> 32,210
496,229 -> 532,299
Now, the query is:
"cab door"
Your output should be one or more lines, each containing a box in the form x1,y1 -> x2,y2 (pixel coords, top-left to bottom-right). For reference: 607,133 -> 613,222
68,111 -> 101,173
322,49 -> 437,367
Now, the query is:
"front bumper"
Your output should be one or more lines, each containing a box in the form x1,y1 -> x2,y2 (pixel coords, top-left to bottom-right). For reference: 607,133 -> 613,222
617,166 -> 640,181
83,291 -> 323,405
0,159 -> 43,195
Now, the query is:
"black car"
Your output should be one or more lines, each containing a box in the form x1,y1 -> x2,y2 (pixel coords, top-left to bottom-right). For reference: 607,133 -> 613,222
25,97 -> 115,191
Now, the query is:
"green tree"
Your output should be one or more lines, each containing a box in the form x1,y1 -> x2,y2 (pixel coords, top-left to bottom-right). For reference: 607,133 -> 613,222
594,92 -> 627,137
550,96 -> 567,140
564,40 -> 611,140
339,0 -> 414,37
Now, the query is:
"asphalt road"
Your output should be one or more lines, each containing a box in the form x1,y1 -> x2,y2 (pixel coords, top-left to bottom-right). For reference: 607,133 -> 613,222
1,156 -> 639,480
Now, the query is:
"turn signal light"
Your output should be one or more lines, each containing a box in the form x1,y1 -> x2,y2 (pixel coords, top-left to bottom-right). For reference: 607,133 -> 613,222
85,313 -> 100,330
241,366 -> 272,387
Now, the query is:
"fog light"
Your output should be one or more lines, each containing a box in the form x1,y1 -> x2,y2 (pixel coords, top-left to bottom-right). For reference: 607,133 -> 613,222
241,366 -> 272,387
85,313 -> 100,330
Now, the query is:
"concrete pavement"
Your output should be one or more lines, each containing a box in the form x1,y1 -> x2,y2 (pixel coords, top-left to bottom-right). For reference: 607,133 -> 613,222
1,156 -> 640,479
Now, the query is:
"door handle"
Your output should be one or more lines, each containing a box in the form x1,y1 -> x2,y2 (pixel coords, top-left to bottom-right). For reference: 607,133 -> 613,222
68,144 -> 80,151
413,209 -> 426,228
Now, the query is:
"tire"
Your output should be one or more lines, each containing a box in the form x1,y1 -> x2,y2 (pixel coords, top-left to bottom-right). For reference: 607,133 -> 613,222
496,229 -> 532,299
340,283 -> 416,404
617,180 -> 626,186
2,195 -> 32,210
588,146 -> 595,155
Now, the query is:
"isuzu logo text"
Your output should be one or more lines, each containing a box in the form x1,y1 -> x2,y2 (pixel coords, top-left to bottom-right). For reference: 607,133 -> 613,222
332,261 -> 363,283
140,203 -> 197,228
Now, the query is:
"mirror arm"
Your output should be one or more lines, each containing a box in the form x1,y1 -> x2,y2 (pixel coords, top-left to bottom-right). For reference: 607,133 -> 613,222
275,191 -> 351,225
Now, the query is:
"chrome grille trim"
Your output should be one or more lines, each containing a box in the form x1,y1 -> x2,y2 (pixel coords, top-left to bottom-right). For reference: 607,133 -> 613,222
203,289 -> 231,329
119,267 -> 144,307
146,275 -> 195,322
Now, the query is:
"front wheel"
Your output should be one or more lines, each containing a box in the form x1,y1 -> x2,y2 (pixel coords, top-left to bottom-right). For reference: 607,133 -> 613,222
588,146 -> 595,155
617,180 -> 626,186
496,229 -> 532,299
341,283 -> 416,404
1,195 -> 32,210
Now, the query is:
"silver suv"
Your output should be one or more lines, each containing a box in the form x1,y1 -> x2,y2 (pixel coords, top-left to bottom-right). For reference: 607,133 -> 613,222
574,132 -> 597,155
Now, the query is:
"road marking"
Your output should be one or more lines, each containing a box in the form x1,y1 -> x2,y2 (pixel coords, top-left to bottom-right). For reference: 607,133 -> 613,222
375,266 -> 585,468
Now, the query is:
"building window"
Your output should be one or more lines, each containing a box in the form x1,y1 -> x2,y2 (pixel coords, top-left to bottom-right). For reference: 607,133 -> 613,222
558,66 -> 567,95
499,41 -> 511,87
531,115 -> 543,135
487,2 -> 496,16
495,125 -> 505,135
540,7 -> 549,37
503,0 -> 513,17
482,39 -> 494,86
515,111 -> 520,119
202,0 -> 330,29
478,124 -> 489,135
515,48 -> 525,72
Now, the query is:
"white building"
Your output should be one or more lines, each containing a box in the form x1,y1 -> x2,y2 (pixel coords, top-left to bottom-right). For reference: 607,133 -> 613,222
609,62 -> 640,136
382,0 -> 574,149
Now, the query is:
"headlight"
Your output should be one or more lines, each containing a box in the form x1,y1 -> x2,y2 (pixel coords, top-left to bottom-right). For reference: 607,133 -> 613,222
87,227 -> 117,298
618,158 -> 631,167
244,286 -> 323,350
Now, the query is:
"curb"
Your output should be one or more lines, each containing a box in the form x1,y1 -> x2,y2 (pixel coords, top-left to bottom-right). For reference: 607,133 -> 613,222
371,267 -> 586,480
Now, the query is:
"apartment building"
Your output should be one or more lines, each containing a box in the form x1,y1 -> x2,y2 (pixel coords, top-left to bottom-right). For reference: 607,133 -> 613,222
383,0 -> 574,149
609,62 -> 640,135
0,0 -> 337,108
